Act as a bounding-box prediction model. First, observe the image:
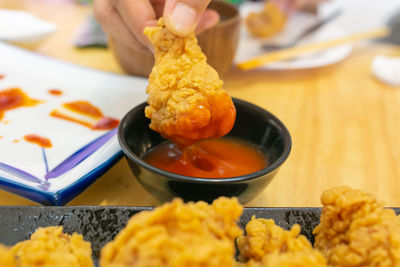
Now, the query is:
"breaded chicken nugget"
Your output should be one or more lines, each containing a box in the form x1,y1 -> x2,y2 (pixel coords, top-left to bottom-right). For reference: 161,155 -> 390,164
246,2 -> 287,38
144,18 -> 236,145
100,197 -> 243,267
237,217 -> 326,266
0,244 -> 15,267
12,226 -> 94,267
314,186 -> 400,267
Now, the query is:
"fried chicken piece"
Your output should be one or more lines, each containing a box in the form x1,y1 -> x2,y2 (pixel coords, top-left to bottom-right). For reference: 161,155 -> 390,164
100,197 -> 243,267
0,244 -> 15,267
313,186 -> 400,267
11,226 -> 94,267
237,217 -> 326,267
144,18 -> 236,145
246,2 -> 287,38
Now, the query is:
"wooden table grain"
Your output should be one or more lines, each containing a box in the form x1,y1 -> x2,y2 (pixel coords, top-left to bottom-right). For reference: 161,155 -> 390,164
0,0 -> 399,207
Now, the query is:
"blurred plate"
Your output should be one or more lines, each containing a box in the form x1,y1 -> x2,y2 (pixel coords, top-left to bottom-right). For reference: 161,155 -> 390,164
235,2 -> 352,70
0,9 -> 57,48
0,42 -> 147,205
1,206 -> 398,265
0,206 -> 322,264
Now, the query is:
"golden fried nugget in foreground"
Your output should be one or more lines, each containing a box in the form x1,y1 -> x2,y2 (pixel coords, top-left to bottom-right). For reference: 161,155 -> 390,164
11,226 -> 94,267
0,244 -> 15,267
246,2 -> 287,38
237,217 -> 326,267
313,186 -> 400,267
144,18 -> 236,145
100,197 -> 243,267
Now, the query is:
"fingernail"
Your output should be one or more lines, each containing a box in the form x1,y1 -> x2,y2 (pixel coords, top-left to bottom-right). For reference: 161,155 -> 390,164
170,2 -> 197,35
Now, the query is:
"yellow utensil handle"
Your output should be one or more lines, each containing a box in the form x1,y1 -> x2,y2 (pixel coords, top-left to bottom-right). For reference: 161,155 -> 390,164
237,27 -> 391,71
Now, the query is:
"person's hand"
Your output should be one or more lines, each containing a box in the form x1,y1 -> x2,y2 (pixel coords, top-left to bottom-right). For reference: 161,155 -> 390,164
270,0 -> 329,14
94,0 -> 219,52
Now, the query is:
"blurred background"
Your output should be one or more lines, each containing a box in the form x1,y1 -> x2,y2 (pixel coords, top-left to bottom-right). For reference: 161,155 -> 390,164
1,0 -> 399,74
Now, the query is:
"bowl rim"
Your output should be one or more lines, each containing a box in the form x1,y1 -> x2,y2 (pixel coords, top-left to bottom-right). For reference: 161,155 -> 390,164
118,98 -> 292,184
207,0 -> 240,29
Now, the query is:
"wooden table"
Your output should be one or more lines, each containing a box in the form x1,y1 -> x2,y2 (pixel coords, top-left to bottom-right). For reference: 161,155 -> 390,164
1,0 -> 400,207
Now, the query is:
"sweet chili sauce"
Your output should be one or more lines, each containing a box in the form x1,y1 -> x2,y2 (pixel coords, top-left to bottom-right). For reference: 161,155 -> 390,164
0,88 -> 41,120
24,134 -> 52,148
50,100 -> 119,130
144,137 -> 267,178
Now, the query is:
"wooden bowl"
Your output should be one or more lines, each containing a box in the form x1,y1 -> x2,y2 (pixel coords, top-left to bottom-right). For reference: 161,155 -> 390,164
110,0 -> 240,77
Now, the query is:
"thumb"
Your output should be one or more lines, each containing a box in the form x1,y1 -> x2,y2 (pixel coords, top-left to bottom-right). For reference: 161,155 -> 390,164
164,0 -> 211,37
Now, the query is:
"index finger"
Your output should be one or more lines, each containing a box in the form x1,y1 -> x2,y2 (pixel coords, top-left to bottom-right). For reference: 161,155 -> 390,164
111,0 -> 159,49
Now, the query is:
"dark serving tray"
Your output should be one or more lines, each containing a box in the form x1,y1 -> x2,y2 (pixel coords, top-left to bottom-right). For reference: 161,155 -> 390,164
0,207 -> 399,265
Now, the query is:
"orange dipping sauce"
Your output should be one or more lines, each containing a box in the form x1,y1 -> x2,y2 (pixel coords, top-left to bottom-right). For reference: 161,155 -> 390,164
144,137 -> 267,178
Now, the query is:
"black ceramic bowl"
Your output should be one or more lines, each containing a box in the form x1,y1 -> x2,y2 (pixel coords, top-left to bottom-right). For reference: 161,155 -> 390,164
118,98 -> 291,204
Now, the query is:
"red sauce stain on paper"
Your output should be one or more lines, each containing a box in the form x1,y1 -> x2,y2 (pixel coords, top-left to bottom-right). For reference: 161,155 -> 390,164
50,100 -> 119,130
24,134 -> 52,148
48,89 -> 63,96
0,88 -> 41,120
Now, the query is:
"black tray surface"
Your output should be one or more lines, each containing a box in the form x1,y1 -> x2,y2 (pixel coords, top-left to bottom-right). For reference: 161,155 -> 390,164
1,207 -> 399,265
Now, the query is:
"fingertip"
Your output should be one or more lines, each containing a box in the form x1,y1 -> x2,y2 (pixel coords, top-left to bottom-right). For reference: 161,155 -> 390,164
164,2 -> 197,36
140,19 -> 158,52
195,9 -> 220,34
203,9 -> 220,29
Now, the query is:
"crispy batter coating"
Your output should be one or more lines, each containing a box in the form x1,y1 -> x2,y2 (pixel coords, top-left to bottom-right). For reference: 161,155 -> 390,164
0,244 -> 15,267
245,2 -> 287,38
237,217 -> 326,267
313,186 -> 400,267
11,226 -> 94,267
144,18 -> 236,145
100,197 -> 243,267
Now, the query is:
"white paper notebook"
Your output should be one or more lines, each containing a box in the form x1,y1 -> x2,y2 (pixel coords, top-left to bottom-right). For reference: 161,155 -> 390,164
0,42 -> 148,205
